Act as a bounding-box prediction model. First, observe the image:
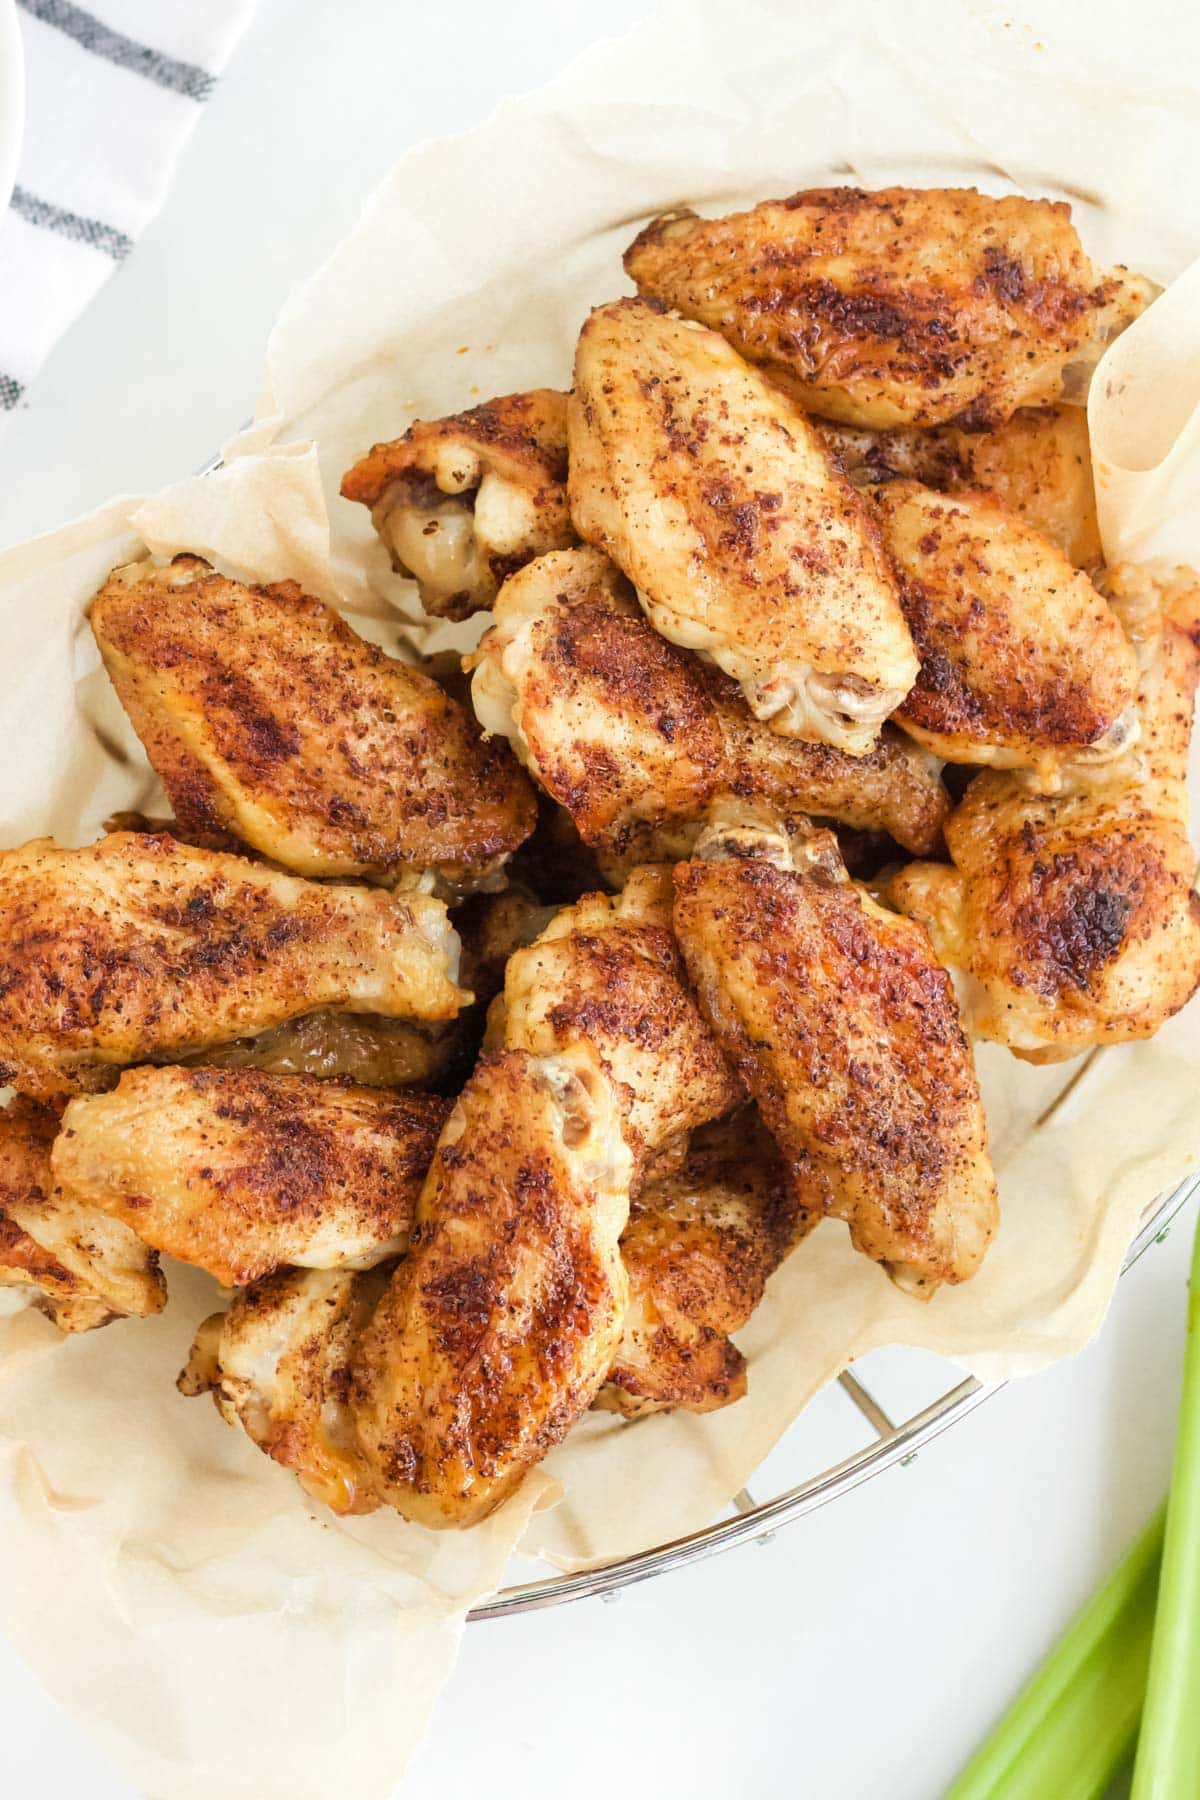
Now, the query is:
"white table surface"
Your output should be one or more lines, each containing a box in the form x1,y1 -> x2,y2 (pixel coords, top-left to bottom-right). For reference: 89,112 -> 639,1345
0,3 -> 1193,1795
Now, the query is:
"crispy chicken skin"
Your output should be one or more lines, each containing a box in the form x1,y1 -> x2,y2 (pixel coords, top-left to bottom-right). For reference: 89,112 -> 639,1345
673,808 -> 998,1294
180,1267 -> 387,1516
0,1098 -> 165,1332
819,406 -> 1102,570
875,483 -> 1139,782
341,389 -> 573,620
599,1113 -> 807,1417
0,832 -> 465,1101
889,566 -> 1200,1062
624,187 -> 1155,429
53,1068 -> 450,1287
91,556 -> 535,886
568,299 -> 918,754
352,1045 -> 635,1528
472,546 -> 948,859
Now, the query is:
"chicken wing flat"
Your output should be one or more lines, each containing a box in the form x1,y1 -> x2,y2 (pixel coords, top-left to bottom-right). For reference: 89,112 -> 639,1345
0,1097 -> 165,1332
568,299 -> 918,754
341,389 -> 573,619
889,565 -> 1200,1061
53,1068 -> 450,1286
673,807 -> 998,1293
600,1113 -> 808,1417
352,1045 -> 634,1528
91,557 -> 534,887
624,187 -> 1155,429
875,483 -> 1139,782
820,406 -> 1102,570
180,1266 -> 388,1516
0,831 -> 465,1100
472,546 -> 948,860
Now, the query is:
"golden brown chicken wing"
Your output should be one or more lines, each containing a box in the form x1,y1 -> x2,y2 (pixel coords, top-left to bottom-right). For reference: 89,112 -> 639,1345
568,299 -> 918,754
91,556 -> 535,887
180,1266 -> 388,1516
889,566 -> 1200,1061
0,831 -> 465,1101
625,187 -> 1155,429
873,483 -> 1139,783
472,546 -> 948,860
673,807 -> 998,1294
341,389 -> 573,619
819,406 -> 1102,570
53,1068 -> 450,1286
352,1044 -> 634,1528
0,1097 -> 166,1332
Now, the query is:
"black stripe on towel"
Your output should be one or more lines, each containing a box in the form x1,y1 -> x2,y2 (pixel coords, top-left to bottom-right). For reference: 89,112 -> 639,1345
11,186 -> 133,260
17,0 -> 216,101
0,373 -> 25,411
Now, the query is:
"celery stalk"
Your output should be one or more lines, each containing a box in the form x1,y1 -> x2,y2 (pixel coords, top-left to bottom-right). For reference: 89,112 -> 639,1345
1131,1214 -> 1200,1797
943,1504 -> 1164,1800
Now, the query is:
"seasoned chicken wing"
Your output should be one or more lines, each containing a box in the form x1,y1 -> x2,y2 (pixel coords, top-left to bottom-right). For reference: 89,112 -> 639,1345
820,406 -> 1102,570
341,390 -> 573,619
625,187 -> 1154,428
673,807 -> 998,1293
889,566 -> 1200,1061
600,1113 -> 807,1417
0,1098 -> 165,1332
472,546 -> 948,859
568,299 -> 918,754
53,1068 -> 449,1286
180,1266 -> 387,1516
91,556 -> 534,886
875,483 -> 1139,782
352,1045 -> 634,1528
0,831 -> 465,1100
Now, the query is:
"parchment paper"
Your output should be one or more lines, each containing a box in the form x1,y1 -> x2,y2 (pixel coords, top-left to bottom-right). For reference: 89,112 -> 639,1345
1,0 -> 1199,1786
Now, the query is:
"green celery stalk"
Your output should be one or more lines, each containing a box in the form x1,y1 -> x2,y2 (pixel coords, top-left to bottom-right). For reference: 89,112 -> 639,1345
943,1504 -> 1164,1800
1132,1214 -> 1200,1797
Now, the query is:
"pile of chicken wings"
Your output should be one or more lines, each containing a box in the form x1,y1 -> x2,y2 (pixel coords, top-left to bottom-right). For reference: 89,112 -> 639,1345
3,187 -> 1198,1529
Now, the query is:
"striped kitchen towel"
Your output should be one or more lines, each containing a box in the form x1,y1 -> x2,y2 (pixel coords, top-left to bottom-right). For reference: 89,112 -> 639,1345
0,0 -> 257,415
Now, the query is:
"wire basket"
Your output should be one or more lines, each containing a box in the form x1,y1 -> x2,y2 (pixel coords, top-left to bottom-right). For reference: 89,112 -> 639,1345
469,1171 -> 1200,1620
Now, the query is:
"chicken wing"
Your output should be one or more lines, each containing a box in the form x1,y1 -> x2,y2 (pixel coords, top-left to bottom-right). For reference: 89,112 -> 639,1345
180,1266 -> 387,1516
0,1097 -> 165,1332
889,565 -> 1200,1061
819,406 -> 1102,570
0,831 -> 465,1100
183,1010 -> 459,1089
341,389 -> 573,619
352,1044 -> 634,1527
673,807 -> 998,1293
624,187 -> 1154,428
600,1112 -> 808,1417
875,483 -> 1139,782
568,299 -> 918,754
53,1068 -> 450,1286
472,546 -> 948,860
91,556 -> 534,887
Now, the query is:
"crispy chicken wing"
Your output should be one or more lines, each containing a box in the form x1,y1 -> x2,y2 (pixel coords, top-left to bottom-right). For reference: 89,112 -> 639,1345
0,831 -> 465,1100
0,1098 -> 165,1332
889,566 -> 1200,1061
341,390 -> 573,619
568,299 -> 918,754
352,1044 -> 634,1528
599,1113 -> 807,1417
180,1267 -> 387,1516
875,483 -> 1139,783
820,406 -> 1102,570
53,1068 -> 450,1286
673,807 -> 998,1293
472,546 -> 948,860
624,187 -> 1154,429
91,556 -> 534,886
